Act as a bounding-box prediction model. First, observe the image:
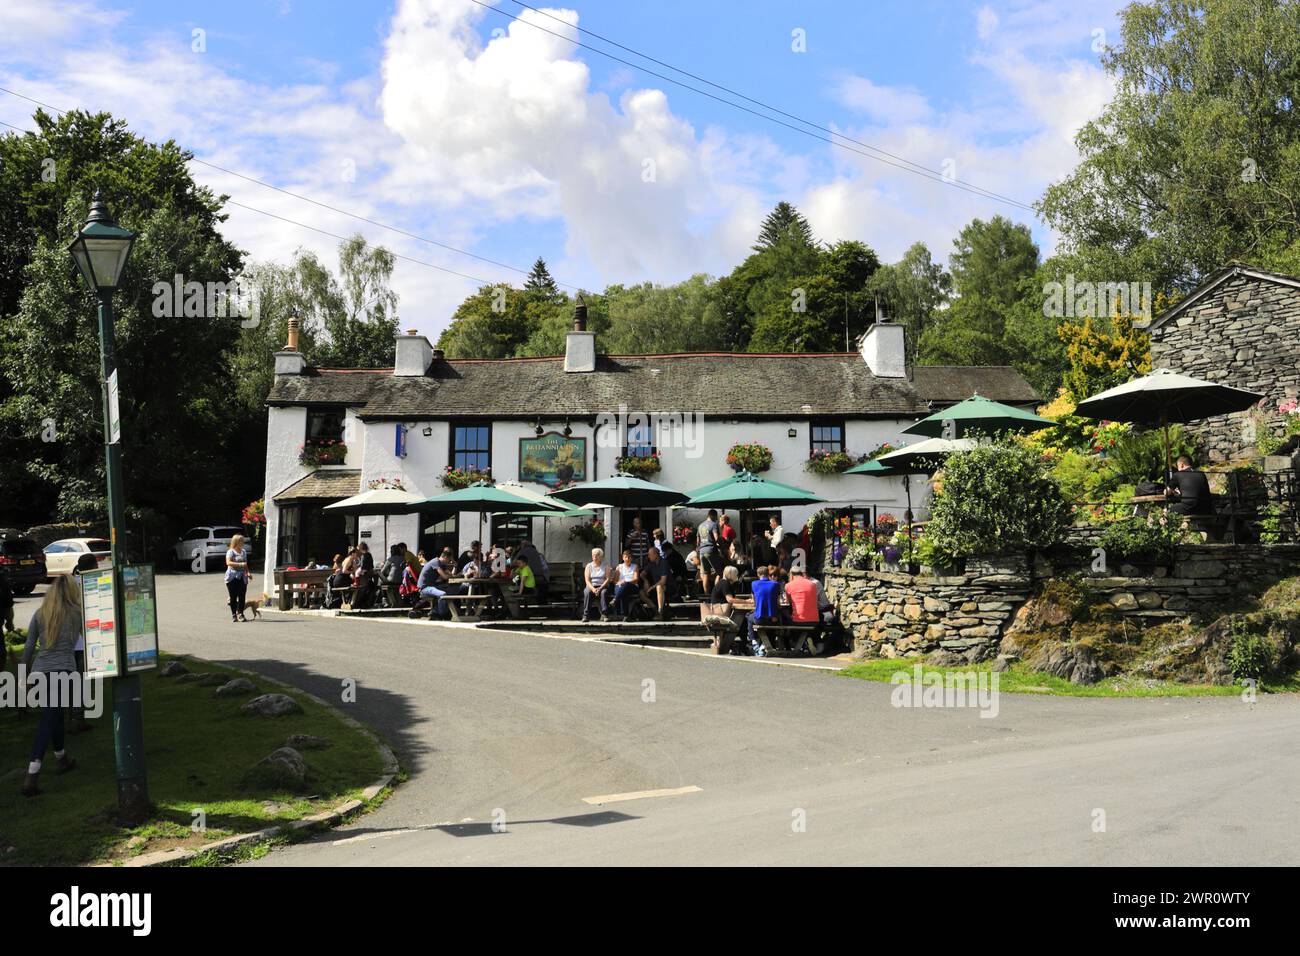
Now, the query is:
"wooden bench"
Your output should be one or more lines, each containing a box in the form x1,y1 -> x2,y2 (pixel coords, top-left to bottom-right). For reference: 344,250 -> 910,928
518,561 -> 582,617
273,568 -> 331,611
753,622 -> 823,656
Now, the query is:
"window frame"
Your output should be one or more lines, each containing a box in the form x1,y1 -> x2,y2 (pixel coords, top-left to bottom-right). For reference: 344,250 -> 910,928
449,420 -> 492,473
808,417 -> 847,456
306,406 -> 347,444
623,416 -> 657,459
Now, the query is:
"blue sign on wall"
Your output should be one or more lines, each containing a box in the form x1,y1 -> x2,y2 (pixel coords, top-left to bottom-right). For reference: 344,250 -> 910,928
395,423 -> 408,459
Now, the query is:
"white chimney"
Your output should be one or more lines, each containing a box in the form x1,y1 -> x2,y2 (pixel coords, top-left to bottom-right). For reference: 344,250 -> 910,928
394,329 -> 432,377
564,299 -> 595,373
274,316 -> 306,375
860,320 -> 906,378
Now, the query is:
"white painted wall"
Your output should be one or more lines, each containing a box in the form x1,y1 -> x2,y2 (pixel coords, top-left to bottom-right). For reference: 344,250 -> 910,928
260,375 -> 934,591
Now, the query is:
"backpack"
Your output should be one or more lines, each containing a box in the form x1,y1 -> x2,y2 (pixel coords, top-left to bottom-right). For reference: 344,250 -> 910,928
381,557 -> 403,584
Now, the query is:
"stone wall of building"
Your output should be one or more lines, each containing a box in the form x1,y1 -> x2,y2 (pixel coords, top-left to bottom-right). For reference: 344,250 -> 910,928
1149,271 -> 1300,462
824,545 -> 1300,658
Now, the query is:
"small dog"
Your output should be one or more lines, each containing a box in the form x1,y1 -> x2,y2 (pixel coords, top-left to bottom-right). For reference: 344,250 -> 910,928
239,595 -> 267,620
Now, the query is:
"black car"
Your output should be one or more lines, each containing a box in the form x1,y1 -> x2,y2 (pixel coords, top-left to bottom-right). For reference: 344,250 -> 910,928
0,535 -> 47,594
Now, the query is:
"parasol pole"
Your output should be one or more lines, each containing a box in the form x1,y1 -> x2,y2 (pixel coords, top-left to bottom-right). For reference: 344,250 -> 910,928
1162,410 -> 1172,485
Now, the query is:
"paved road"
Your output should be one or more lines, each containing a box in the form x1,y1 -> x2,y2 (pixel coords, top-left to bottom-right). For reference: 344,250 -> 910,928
108,572 -> 1300,864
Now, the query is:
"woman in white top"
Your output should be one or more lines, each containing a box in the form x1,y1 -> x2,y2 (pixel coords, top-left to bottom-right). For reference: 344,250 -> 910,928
613,549 -> 640,620
225,533 -> 251,623
582,547 -> 612,623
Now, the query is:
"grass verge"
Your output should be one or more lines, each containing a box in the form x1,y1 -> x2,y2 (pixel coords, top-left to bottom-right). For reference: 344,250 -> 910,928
838,658 -> 1300,697
0,653 -> 390,866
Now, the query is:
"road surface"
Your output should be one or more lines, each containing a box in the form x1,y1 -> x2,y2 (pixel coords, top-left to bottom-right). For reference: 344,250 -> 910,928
25,572 -> 1293,866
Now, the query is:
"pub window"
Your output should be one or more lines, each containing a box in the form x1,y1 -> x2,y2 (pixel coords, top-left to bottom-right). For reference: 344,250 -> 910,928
306,407 -> 346,443
624,417 -> 656,458
809,419 -> 845,455
491,514 -> 530,550
452,423 -> 491,471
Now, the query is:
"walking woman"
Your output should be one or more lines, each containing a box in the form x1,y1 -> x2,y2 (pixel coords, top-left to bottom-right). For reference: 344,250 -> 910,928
226,533 -> 251,622
21,574 -> 83,795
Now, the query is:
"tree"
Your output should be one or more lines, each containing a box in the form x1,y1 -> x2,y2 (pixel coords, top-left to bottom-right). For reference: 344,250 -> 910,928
748,240 -> 880,352
523,256 -> 562,302
437,284 -> 534,359
0,110 -> 245,527
919,216 -> 1040,368
1038,0 -> 1300,291
301,236 -> 399,368
1058,310 -> 1153,402
867,242 -> 950,361
753,201 -> 815,252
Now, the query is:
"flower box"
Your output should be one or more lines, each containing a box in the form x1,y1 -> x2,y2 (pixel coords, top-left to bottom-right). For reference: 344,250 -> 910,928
616,453 -> 662,477
442,466 -> 493,489
299,440 -> 346,468
726,442 -> 773,473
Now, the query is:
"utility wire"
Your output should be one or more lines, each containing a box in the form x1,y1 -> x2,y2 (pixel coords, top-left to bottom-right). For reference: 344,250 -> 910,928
473,0 -> 1036,211
0,86 -> 577,289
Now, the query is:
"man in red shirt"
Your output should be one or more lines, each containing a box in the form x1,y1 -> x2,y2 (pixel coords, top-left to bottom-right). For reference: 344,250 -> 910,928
783,567 -> 819,626
719,513 -> 737,552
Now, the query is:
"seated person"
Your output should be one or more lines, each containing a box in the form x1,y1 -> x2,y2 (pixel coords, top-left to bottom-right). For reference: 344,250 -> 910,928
416,555 -> 451,619
613,550 -> 640,620
511,555 -> 537,598
1165,455 -> 1213,515
639,546 -> 672,620
582,547 -> 612,623
745,565 -> 782,657
783,567 -> 821,636
712,565 -> 753,621
514,540 -> 550,599
775,544 -> 794,580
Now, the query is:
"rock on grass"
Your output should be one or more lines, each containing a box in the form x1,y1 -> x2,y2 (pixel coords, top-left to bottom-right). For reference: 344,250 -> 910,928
214,677 -> 258,698
286,734 -> 332,750
241,747 -> 309,792
240,693 -> 304,718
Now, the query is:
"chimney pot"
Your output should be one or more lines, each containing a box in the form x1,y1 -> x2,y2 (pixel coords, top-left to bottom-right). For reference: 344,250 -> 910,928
286,316 -> 300,352
573,298 -> 587,332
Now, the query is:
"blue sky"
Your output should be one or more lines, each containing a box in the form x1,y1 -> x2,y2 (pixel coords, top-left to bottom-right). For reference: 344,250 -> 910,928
0,0 -> 1125,337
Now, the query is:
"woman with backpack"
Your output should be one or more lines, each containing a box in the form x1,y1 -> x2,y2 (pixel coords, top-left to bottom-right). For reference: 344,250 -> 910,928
21,574 -> 83,796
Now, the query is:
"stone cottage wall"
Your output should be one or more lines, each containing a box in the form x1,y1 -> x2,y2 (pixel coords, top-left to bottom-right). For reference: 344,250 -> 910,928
823,555 -> 1032,660
824,545 -> 1300,658
1149,272 -> 1300,462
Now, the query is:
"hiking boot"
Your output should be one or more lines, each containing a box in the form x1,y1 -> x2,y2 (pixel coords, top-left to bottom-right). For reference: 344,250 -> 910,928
55,755 -> 77,775
21,773 -> 39,796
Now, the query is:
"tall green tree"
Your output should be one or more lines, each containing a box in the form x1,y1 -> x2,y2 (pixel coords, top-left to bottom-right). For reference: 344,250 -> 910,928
753,201 -> 816,251
1038,0 -> 1300,290
523,256 -> 562,302
0,110 -> 244,526
867,242 -> 950,362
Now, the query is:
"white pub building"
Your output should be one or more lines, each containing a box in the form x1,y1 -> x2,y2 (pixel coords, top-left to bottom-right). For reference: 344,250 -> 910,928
259,307 -> 1036,590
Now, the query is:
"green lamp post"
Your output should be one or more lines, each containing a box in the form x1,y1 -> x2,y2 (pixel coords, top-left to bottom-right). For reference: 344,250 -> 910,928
69,192 -> 150,825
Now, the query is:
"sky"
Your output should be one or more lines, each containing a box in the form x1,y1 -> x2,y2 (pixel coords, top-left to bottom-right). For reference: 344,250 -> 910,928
0,0 -> 1124,340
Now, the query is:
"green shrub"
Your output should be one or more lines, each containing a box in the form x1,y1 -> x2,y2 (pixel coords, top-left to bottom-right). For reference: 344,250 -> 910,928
1106,426 -> 1198,483
1227,620 -> 1271,680
926,443 -> 1072,558
1097,511 -> 1191,564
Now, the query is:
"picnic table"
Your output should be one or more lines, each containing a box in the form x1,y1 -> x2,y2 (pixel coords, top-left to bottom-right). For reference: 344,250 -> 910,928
273,568 -> 330,611
446,576 -> 524,621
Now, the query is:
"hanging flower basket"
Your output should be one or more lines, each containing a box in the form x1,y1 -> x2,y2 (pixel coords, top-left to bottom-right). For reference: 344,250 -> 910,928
299,440 -> 346,467
368,476 -> 407,491
241,498 -> 266,539
616,453 -> 661,477
569,519 -> 607,548
442,466 -> 493,490
726,442 -> 773,473
804,450 -> 855,475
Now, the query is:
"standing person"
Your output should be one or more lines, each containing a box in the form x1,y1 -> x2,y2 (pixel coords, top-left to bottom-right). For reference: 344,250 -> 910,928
624,516 -> 650,569
651,528 -> 669,560
719,513 -> 737,554
582,548 -> 612,623
225,534 -> 251,623
764,515 -> 785,554
20,574 -> 83,796
0,564 -> 14,636
697,508 -> 722,594
353,542 -> 376,608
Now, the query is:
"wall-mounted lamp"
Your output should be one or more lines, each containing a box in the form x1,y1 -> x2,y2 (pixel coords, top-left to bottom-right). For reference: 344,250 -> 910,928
788,428 -> 798,438
533,417 -> 544,436
562,417 -> 572,437
422,425 -> 433,437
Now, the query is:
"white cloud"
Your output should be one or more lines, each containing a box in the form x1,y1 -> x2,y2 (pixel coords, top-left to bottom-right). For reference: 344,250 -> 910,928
833,76 -> 933,125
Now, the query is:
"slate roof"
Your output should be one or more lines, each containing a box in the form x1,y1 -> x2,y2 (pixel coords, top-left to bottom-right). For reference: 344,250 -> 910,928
272,469 -> 362,502
1142,262 -> 1300,332
266,353 -> 1039,420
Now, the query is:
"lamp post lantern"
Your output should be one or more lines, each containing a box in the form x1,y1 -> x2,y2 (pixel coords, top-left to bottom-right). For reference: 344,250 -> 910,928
69,191 -> 150,824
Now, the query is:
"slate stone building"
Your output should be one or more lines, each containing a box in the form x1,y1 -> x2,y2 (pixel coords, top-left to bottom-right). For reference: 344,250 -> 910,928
1144,264 -> 1300,462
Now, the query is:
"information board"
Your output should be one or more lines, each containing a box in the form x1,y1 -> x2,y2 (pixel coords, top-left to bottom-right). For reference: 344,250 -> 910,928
122,564 -> 159,672
80,568 -> 119,678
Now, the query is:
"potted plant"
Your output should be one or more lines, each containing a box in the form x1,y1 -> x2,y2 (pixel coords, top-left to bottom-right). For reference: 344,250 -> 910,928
726,442 -> 773,473
672,522 -> 695,546
615,452 -> 662,477
241,498 -> 266,540
569,518 -> 607,548
299,439 -> 347,468
804,449 -> 855,475
442,465 -> 493,489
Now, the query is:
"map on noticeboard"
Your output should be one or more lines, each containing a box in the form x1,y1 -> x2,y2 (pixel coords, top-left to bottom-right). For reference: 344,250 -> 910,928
122,564 -> 159,672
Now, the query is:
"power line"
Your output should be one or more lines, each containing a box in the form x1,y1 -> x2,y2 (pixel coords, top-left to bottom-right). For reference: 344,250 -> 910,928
0,86 -> 578,289
505,0 -> 1033,209
473,0 -> 1037,212
0,110 -> 502,286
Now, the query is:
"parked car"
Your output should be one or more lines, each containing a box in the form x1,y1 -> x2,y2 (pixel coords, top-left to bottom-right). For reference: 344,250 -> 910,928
173,525 -> 245,569
0,534 -> 47,594
43,537 -> 112,577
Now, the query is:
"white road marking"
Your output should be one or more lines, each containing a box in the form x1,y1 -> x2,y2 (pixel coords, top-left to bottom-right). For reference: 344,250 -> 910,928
581,785 -> 702,805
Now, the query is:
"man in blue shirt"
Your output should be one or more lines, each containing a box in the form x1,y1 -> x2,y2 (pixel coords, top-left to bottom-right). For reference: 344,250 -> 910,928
747,565 -> 781,657
417,556 -> 449,619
